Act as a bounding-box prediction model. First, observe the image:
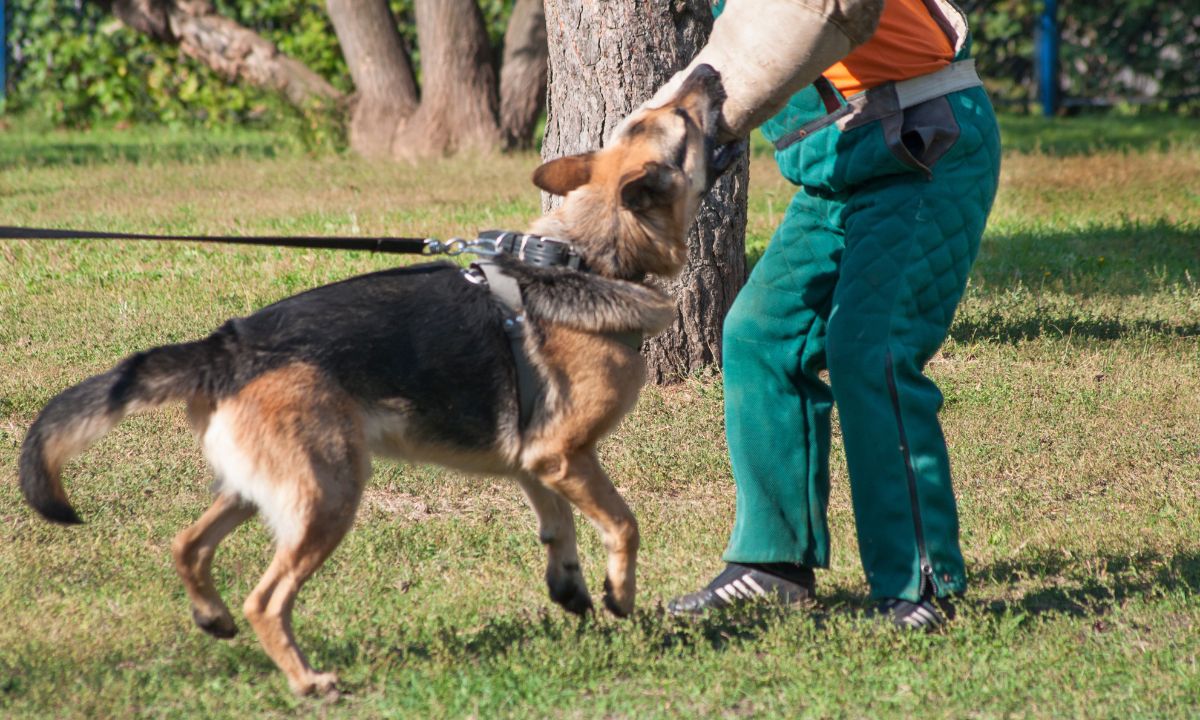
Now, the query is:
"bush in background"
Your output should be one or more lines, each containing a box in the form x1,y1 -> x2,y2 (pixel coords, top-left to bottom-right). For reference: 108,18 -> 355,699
6,1 -> 322,129
963,0 -> 1200,113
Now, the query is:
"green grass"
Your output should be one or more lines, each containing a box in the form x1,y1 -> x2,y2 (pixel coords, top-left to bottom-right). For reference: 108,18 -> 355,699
1,115 -> 1199,718
0,118 -> 299,170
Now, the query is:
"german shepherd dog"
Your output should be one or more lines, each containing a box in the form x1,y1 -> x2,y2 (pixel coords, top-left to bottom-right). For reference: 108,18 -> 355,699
19,66 -> 731,696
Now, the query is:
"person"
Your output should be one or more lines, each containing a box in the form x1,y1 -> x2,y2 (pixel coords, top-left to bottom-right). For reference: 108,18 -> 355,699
649,0 -> 1002,630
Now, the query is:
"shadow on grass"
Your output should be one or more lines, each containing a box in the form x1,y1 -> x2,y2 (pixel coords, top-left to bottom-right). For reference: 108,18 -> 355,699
297,551 -> 1196,675
972,548 -> 1200,619
951,220 -> 1200,343
973,221 -> 1200,296
0,131 -> 291,170
369,602 -> 802,666
996,113 -> 1200,156
950,312 -> 1200,344
751,220 -> 1198,321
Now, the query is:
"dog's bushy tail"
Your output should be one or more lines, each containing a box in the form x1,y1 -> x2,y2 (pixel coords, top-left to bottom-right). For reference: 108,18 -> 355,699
20,336 -> 226,524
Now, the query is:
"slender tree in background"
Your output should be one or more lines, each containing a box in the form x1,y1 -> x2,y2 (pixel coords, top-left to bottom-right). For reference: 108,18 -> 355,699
542,0 -> 749,383
330,0 -> 549,158
499,0 -> 550,150
386,0 -> 501,161
325,0 -> 418,158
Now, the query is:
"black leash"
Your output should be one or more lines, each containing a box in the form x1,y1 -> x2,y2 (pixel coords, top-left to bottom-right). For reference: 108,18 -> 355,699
0,226 -> 587,270
4,223 -> 592,432
0,224 -> 432,254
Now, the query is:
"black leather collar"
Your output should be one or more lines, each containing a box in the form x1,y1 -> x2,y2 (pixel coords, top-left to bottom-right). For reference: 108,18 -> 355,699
476,230 -> 586,271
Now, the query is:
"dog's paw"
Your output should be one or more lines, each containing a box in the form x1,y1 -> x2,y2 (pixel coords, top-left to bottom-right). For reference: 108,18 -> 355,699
602,577 -> 633,618
291,671 -> 340,698
192,608 -> 238,639
548,573 -> 593,616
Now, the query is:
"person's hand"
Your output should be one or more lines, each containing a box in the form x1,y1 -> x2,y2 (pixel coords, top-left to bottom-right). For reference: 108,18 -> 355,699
633,0 -> 882,140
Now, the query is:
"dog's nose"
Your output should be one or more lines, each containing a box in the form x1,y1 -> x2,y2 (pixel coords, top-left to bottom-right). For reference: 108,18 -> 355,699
678,64 -> 726,104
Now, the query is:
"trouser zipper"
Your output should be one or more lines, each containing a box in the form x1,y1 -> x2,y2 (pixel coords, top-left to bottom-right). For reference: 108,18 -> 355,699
884,351 -> 937,598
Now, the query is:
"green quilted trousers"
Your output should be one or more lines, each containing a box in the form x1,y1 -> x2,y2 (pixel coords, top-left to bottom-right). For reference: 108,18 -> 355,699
722,81 -> 1001,602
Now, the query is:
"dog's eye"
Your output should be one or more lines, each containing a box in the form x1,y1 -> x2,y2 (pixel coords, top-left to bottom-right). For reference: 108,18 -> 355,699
673,140 -> 688,169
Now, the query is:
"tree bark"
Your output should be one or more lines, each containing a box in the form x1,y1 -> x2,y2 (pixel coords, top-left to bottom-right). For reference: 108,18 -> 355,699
542,0 -> 749,384
498,0 -> 548,150
391,0 -> 501,160
102,0 -> 344,110
326,0 -> 419,159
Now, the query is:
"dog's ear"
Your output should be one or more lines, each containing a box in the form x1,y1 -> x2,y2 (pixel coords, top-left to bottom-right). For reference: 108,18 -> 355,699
533,153 -> 595,196
619,162 -> 677,213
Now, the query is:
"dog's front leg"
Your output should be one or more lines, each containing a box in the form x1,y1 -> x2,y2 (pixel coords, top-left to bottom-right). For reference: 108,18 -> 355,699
533,449 -> 639,617
516,475 -> 592,615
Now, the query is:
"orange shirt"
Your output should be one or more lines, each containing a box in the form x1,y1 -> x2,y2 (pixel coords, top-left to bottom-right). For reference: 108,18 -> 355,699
823,0 -> 955,97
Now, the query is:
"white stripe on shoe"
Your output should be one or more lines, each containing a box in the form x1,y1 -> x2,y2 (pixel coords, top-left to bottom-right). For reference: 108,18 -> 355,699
912,605 -> 940,627
732,579 -> 757,598
742,575 -> 767,596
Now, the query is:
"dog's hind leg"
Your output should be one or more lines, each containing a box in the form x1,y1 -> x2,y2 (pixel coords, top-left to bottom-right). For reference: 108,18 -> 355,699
534,449 -> 639,618
205,363 -> 368,696
242,490 -> 359,697
172,493 -> 255,638
516,475 -> 592,615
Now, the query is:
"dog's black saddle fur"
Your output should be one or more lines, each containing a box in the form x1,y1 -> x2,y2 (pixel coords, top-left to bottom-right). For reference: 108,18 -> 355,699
208,262 -> 515,448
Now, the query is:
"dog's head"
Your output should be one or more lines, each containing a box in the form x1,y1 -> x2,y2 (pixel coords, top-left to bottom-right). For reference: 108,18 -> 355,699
530,65 -> 740,281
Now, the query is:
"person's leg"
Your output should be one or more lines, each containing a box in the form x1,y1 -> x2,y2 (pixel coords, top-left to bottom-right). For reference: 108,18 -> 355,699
825,90 -> 1001,611
669,187 -> 843,613
722,188 -> 844,566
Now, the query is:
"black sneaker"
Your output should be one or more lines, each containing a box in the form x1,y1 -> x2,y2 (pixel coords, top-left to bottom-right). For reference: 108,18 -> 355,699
873,594 -> 956,631
667,563 -> 815,615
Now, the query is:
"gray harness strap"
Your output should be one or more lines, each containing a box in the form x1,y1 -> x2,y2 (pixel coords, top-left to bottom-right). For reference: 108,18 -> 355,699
468,257 -> 646,429
471,261 -> 540,430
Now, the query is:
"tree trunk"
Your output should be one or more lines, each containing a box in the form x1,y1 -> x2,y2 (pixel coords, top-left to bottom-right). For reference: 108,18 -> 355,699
498,0 -> 548,150
542,0 -> 749,384
391,0 -> 501,160
326,0 -> 419,159
103,0 -> 344,110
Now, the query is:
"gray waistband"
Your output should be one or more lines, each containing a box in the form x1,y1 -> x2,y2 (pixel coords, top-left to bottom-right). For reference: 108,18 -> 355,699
893,58 -> 982,109
773,59 -> 983,152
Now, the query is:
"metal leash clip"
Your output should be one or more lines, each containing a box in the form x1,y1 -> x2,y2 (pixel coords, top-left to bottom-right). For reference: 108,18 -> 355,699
423,236 -> 503,257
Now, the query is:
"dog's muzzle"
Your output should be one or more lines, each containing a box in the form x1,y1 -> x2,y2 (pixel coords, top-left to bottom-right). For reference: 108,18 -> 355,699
705,139 -> 746,191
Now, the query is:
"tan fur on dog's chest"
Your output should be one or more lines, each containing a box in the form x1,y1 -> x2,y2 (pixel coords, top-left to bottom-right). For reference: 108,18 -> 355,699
524,325 -> 646,462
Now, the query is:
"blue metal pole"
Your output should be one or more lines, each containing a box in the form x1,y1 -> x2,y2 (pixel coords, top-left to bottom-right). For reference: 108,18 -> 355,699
1038,0 -> 1060,116
1,0 -> 7,104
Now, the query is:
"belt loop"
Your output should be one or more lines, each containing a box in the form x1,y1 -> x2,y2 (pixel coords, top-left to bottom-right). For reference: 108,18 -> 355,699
814,76 -> 842,114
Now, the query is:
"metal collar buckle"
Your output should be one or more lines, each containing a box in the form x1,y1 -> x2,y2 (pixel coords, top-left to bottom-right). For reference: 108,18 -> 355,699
476,230 -> 585,270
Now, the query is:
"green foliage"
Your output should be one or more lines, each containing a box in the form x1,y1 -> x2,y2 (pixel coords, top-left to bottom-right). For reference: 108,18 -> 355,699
2,0 -> 513,132
7,1 -> 275,128
212,0 -> 352,93
962,0 -> 1200,113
